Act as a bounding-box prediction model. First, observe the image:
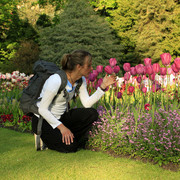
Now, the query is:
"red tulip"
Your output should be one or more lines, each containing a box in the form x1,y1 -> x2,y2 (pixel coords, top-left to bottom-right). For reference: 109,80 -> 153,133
171,63 -> 179,73
130,67 -> 136,75
124,72 -> 131,81
145,65 -> 154,75
109,58 -> 117,67
123,63 -> 131,72
174,57 -> 180,70
135,64 -> 144,75
152,63 -> 160,73
117,92 -> 122,99
145,104 -> 150,111
104,65 -> 113,74
160,67 -> 167,76
96,65 -> 103,73
160,53 -> 171,66
113,65 -> 120,74
144,58 -> 152,66
142,87 -> 147,93
128,86 -> 135,93
136,76 -> 142,83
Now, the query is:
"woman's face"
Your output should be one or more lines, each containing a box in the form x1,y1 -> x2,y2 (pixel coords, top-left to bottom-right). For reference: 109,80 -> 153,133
79,56 -> 93,78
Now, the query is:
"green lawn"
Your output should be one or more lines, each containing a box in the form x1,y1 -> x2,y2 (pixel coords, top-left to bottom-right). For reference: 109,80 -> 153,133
0,128 -> 179,180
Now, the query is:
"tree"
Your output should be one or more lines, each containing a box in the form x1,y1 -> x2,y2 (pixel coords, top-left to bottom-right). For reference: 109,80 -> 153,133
39,0 -> 124,75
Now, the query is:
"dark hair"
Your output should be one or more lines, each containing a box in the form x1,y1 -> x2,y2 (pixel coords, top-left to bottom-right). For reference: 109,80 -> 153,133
61,50 -> 92,71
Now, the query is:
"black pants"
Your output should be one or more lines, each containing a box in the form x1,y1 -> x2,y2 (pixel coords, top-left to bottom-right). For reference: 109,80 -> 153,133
32,108 -> 98,153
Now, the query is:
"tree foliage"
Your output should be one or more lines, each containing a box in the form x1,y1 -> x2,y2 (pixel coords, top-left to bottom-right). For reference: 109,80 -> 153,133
39,0 -> 124,74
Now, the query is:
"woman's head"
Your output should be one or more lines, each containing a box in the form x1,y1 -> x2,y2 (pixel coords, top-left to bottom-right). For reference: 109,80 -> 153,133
61,50 -> 92,72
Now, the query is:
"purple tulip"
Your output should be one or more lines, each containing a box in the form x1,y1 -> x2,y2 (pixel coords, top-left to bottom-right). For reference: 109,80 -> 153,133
135,64 -> 145,75
124,72 -> 131,81
128,86 -> 135,93
92,70 -> 98,77
104,65 -> 113,74
145,65 -> 154,75
142,87 -> 147,93
160,53 -> 171,66
113,65 -> 120,74
109,58 -> 117,67
144,58 -> 152,66
117,92 -> 122,99
152,63 -> 160,74
136,76 -> 142,83
174,57 -> 180,70
130,67 -> 136,75
123,63 -> 131,72
160,67 -> 167,76
171,63 -> 179,74
88,73 -> 96,82
96,65 -> 103,73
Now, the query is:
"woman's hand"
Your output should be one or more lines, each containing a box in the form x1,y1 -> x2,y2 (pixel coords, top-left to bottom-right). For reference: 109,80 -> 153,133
57,124 -> 74,145
100,74 -> 117,90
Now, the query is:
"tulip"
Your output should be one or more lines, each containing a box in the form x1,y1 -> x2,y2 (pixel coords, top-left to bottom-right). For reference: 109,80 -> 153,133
88,73 -> 96,82
160,53 -> 171,66
130,67 -> 136,75
160,67 -> 167,76
104,65 -> 113,74
171,63 -> 179,74
174,57 -> 180,70
145,104 -> 150,111
151,83 -> 161,92
152,63 -> 160,74
124,72 -> 131,81
109,58 -> 117,67
113,65 -> 120,74
167,67 -> 173,75
117,92 -> 122,99
92,70 -> 98,77
144,58 -> 152,66
135,64 -> 145,75
149,73 -> 156,81
145,65 -> 154,75
136,76 -> 142,83
142,87 -> 147,93
97,78 -> 103,87
123,63 -> 131,72
128,86 -> 135,93
96,65 -> 103,73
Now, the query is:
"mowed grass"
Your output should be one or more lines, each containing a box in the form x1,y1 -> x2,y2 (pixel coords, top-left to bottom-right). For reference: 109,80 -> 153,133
0,128 -> 179,180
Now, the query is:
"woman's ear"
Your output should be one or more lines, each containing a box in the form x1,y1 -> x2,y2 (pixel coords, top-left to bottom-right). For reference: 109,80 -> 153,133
76,64 -> 82,70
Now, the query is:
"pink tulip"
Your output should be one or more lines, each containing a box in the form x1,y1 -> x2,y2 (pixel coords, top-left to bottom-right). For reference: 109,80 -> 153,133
135,64 -> 145,75
160,53 -> 171,66
88,73 -> 96,82
96,65 -> 103,73
174,57 -> 180,70
160,67 -> 167,76
171,63 -> 179,73
123,63 -> 131,72
128,86 -> 135,93
124,72 -> 131,81
144,58 -> 152,66
117,92 -> 122,99
142,87 -> 147,93
97,78 -> 103,86
167,67 -> 173,75
145,65 -> 154,75
149,73 -> 156,81
152,63 -> 160,73
92,70 -> 98,77
109,58 -> 117,67
136,76 -> 142,83
104,65 -> 113,74
113,65 -> 120,74
130,67 -> 136,75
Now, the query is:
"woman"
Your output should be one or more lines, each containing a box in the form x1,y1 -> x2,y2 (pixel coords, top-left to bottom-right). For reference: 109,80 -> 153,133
32,50 -> 116,153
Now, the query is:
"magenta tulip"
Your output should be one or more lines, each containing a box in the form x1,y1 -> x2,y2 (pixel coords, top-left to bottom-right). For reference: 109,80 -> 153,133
109,58 -> 117,67
135,64 -> 145,75
97,78 -> 103,86
113,65 -> 120,74
104,65 -> 113,74
123,63 -> 131,72
128,86 -> 135,93
96,65 -> 103,73
142,87 -> 147,93
174,57 -> 180,70
92,70 -> 98,77
152,63 -> 160,73
149,73 -> 156,81
160,53 -> 171,66
144,58 -> 152,66
171,63 -> 179,73
88,73 -> 96,82
136,76 -> 142,83
160,67 -> 167,76
124,72 -> 131,81
117,92 -> 122,99
130,67 -> 136,75
145,65 -> 154,75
